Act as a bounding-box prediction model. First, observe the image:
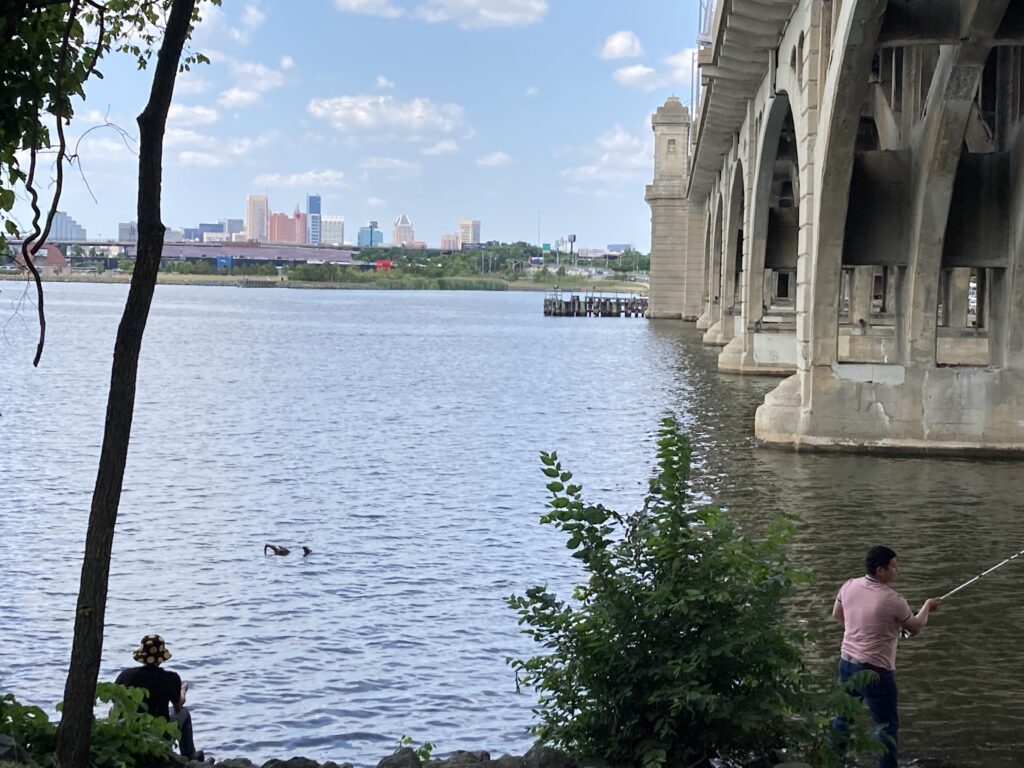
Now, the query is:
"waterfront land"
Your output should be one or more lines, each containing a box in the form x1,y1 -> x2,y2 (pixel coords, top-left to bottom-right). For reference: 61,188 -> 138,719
0,271 -> 648,294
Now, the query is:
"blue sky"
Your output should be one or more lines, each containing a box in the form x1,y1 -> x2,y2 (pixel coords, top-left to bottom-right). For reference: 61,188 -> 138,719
29,0 -> 698,251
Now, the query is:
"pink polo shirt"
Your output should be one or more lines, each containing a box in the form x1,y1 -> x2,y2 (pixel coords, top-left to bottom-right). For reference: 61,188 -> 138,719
835,575 -> 913,671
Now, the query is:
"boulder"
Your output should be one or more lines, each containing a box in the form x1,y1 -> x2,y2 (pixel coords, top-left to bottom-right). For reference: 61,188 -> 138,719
377,748 -> 422,768
0,734 -> 33,766
489,755 -> 526,768
322,762 -> 355,768
216,759 -> 258,768
431,751 -> 490,767
262,758 -> 323,768
523,746 -> 575,768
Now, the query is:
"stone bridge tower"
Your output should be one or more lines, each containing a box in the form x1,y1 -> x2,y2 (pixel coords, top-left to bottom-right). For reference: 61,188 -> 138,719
646,97 -> 703,319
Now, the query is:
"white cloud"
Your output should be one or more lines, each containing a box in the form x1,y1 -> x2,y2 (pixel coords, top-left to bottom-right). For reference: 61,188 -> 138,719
334,0 -> 546,28
176,73 -> 209,95
230,60 -> 285,91
167,104 -> 219,126
421,139 -> 459,155
366,196 -> 386,206
179,151 -> 227,167
560,124 -> 651,186
415,0 -> 547,28
525,86 -> 538,97
242,4 -> 266,29
164,128 -> 217,149
279,55 -> 295,70
477,150 -> 511,166
612,64 -> 660,90
219,87 -> 261,108
308,95 -> 464,136
359,156 -> 422,179
254,169 -> 347,187
171,131 -> 274,167
601,31 -> 643,60
613,48 -> 696,92
335,0 -> 405,18
376,75 -> 395,89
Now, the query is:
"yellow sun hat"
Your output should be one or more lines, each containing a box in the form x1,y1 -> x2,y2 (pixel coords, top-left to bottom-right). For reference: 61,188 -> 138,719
132,634 -> 172,665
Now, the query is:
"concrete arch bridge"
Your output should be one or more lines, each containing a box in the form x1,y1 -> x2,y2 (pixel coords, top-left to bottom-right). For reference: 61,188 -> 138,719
647,0 -> 1024,455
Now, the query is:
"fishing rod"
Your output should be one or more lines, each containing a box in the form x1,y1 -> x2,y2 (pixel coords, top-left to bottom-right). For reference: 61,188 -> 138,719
939,545 -> 1024,601
901,545 -> 1024,639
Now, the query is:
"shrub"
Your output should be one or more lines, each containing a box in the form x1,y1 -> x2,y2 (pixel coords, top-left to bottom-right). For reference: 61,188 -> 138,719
2,684 -> 179,768
508,418 -> 808,768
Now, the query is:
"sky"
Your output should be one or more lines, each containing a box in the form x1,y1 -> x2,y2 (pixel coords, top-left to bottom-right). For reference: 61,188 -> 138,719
18,0 -> 699,252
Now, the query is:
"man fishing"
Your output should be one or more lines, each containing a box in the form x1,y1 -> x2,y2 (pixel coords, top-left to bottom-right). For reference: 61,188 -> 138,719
831,546 -> 942,767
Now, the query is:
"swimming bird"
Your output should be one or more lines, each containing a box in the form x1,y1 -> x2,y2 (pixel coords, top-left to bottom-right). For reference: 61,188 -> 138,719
264,544 -> 290,556
302,546 -> 312,556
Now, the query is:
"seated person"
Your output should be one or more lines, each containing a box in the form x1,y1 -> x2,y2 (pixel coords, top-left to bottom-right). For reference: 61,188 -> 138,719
114,634 -> 203,761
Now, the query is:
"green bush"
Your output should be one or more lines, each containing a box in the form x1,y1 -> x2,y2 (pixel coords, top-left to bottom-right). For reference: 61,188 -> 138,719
2,684 -> 180,768
508,418 -> 808,768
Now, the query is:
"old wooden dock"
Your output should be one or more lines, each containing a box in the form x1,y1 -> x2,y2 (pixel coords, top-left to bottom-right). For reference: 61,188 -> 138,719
543,290 -> 648,318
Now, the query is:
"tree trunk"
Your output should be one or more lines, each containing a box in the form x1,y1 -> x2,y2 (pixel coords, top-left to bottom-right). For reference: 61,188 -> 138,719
54,2 -> 198,767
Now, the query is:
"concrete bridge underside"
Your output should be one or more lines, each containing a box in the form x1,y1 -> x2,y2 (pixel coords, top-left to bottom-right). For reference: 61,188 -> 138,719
648,0 -> 1024,454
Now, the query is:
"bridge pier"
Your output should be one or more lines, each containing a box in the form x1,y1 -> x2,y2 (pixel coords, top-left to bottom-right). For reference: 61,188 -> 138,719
652,0 -> 1024,454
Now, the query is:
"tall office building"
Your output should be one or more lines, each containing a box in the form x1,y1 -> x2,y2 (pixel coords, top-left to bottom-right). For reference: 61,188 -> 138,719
50,211 -> 87,240
222,218 -> 244,235
392,214 -> 414,246
321,216 -> 345,245
307,194 -> 321,245
246,194 -> 269,241
357,226 -> 384,247
118,221 -> 138,242
440,233 -> 459,251
269,208 -> 308,243
458,218 -> 481,248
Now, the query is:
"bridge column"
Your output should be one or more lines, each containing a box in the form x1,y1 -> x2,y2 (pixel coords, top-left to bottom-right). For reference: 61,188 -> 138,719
646,97 -> 695,319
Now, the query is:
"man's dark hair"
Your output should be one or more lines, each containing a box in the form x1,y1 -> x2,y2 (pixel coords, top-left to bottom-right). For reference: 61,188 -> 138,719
865,546 -> 898,576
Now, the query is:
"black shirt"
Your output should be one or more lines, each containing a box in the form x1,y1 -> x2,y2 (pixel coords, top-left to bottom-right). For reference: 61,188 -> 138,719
114,664 -> 182,719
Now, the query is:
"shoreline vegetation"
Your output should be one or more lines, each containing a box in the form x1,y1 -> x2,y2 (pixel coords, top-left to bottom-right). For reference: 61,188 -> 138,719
0,272 -> 648,294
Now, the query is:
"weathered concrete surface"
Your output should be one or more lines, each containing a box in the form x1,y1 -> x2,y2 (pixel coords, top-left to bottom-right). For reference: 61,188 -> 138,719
652,0 -> 1024,454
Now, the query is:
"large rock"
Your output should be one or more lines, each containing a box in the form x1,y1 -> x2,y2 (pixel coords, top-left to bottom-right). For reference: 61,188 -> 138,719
377,748 -> 421,768
523,746 -> 575,768
216,759 -> 258,768
263,758 -> 324,768
431,751 -> 490,767
489,755 -> 526,768
0,734 -> 33,766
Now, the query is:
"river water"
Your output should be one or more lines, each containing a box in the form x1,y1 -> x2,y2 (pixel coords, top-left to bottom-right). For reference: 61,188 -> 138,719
1,282 -> 1022,767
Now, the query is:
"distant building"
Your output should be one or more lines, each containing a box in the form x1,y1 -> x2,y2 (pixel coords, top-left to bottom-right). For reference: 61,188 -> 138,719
50,211 -> 87,240
246,195 -> 269,241
118,221 -> 138,242
607,243 -> 634,254
406,241 -> 427,249
307,194 -> 321,245
165,228 -> 184,242
269,208 -> 308,244
321,215 -> 344,245
15,244 -> 68,276
440,233 -> 459,251
357,226 -> 384,247
392,214 -> 415,246
458,218 -> 481,248
222,218 -> 244,235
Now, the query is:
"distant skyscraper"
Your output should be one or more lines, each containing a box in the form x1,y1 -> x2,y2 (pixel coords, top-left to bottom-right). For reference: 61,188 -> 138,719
222,218 -> 244,235
118,221 -> 138,242
269,208 -> 307,243
458,218 -> 481,248
307,194 -> 321,245
50,211 -> 87,240
321,216 -> 345,244
246,194 -> 269,241
392,214 -> 414,246
357,226 -> 384,247
440,233 -> 459,251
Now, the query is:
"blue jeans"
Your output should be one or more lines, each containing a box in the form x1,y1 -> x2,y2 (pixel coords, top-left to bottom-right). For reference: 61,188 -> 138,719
833,657 -> 899,768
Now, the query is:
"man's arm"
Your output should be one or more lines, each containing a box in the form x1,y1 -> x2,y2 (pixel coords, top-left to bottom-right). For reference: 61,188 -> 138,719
832,599 -> 845,627
902,597 -> 942,635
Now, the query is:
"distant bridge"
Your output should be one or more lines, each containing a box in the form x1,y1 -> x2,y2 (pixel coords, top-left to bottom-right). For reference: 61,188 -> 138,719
9,239 -> 364,264
648,0 -> 1024,455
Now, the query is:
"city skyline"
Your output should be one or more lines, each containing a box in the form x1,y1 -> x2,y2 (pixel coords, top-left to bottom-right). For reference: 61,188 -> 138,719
8,1 -> 697,252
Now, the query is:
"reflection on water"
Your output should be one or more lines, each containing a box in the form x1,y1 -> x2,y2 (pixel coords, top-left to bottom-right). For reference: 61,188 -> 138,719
0,285 -> 1021,767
